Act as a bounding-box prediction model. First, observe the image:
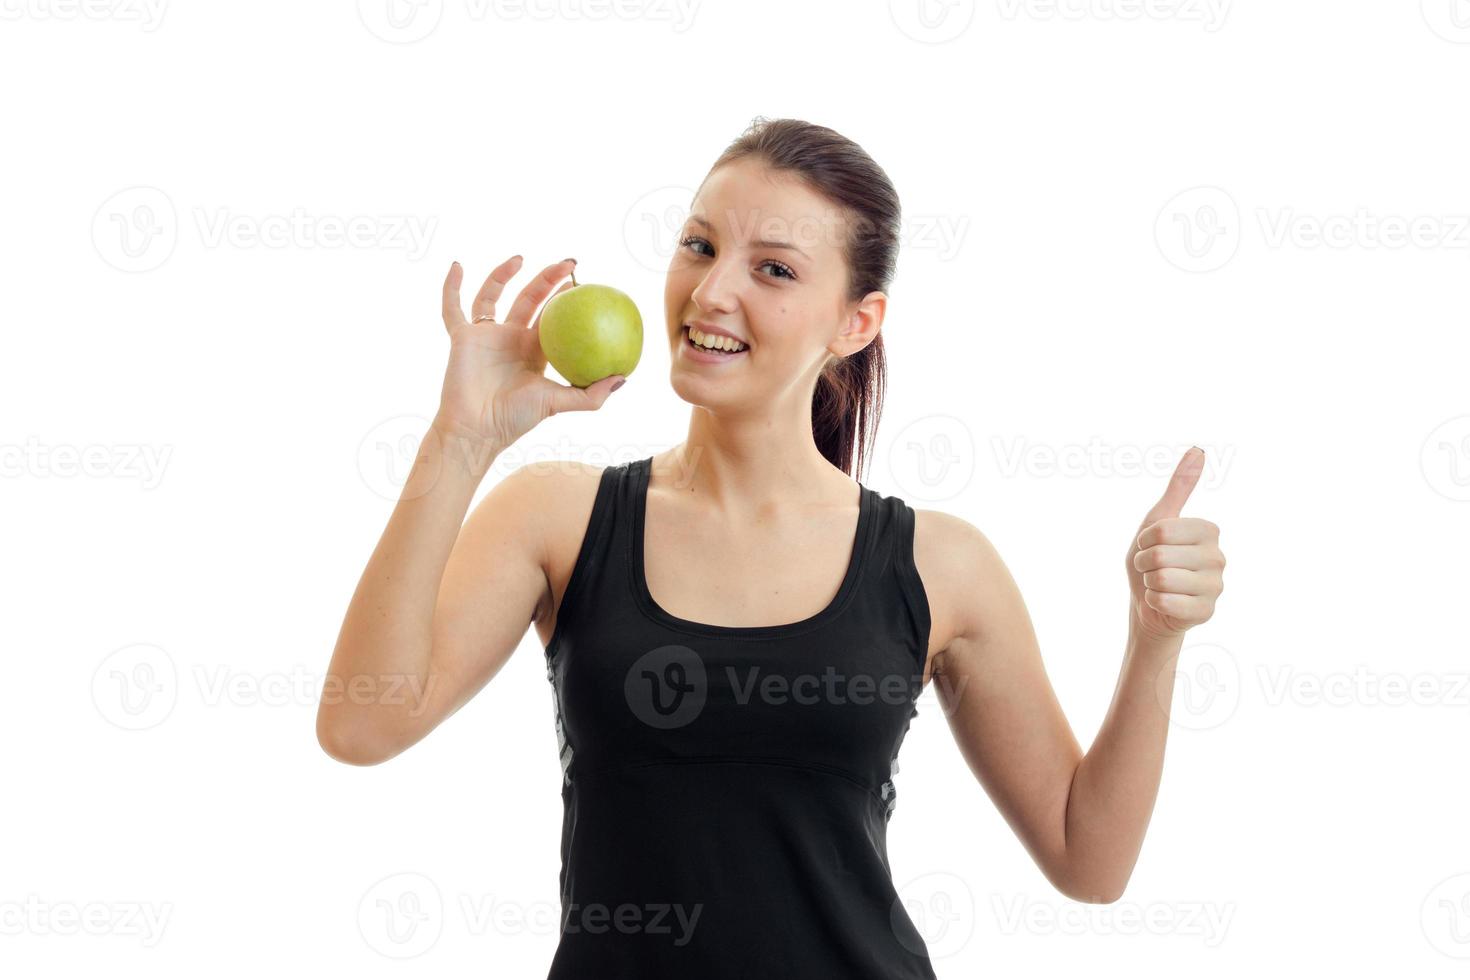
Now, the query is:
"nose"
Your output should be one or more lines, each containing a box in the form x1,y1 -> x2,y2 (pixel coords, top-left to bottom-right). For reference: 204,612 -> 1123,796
689,257 -> 739,317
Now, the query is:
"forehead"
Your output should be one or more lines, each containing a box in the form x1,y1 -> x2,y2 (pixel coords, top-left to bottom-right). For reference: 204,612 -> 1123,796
691,157 -> 848,255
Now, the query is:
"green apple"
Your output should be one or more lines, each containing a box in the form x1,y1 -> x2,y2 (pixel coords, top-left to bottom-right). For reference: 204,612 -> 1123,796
537,273 -> 643,388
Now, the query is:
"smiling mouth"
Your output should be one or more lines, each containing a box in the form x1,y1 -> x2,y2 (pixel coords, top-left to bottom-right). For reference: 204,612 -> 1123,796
682,325 -> 749,356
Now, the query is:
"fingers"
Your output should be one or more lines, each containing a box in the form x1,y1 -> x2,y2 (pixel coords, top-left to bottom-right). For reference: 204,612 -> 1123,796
1139,567 -> 1214,596
1132,542 -> 1225,572
472,255 -> 524,321
1143,589 -> 1210,622
544,374 -> 626,416
504,258 -> 577,328
530,279 -> 576,336
1136,516 -> 1219,551
442,261 -> 467,332
1140,447 -> 1205,525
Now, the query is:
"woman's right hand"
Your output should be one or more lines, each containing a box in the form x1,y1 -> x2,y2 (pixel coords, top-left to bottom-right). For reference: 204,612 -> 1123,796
434,256 -> 626,450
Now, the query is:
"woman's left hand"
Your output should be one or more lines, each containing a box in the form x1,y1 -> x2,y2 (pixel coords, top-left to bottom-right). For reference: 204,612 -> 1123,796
1126,447 -> 1226,641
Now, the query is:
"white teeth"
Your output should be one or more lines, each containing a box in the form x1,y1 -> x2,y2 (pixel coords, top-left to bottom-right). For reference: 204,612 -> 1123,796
688,326 -> 747,352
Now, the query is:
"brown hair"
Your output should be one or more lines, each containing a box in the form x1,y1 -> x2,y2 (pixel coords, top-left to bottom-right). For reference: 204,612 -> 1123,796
702,116 -> 900,480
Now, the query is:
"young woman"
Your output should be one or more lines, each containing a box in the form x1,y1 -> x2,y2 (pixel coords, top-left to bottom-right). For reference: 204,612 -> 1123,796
318,117 -> 1226,978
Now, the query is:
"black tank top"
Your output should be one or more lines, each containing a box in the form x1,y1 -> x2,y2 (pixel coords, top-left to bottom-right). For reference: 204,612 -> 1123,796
542,455 -> 937,978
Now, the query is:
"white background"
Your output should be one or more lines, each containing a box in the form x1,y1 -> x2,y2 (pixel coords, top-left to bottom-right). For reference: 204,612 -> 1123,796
4,0 -> 1469,976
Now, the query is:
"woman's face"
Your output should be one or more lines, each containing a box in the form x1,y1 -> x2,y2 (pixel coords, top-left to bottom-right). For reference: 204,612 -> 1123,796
663,156 -> 874,410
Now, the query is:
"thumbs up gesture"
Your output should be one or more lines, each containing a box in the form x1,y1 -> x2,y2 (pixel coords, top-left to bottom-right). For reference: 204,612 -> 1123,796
1126,447 -> 1226,641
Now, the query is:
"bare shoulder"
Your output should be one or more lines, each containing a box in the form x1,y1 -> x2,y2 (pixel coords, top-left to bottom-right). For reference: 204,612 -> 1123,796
504,458 -> 612,635
911,508 -> 1020,672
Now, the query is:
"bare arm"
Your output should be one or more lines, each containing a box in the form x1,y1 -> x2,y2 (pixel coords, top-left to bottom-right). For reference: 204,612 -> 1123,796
315,256 -> 625,765
315,421 -> 537,765
919,511 -> 1089,898
920,449 -> 1224,903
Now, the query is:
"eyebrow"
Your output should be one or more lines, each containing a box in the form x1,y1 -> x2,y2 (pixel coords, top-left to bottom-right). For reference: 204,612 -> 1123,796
689,214 -> 811,260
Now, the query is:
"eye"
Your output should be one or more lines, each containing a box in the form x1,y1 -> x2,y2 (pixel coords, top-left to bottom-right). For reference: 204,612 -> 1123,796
678,235 -> 713,257
679,236 -> 797,281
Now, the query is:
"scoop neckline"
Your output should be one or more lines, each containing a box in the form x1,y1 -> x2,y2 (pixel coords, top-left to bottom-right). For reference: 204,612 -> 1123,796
629,455 -> 873,639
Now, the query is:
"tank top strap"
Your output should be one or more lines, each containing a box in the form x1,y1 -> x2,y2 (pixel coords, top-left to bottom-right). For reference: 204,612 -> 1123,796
851,487 -> 932,683
544,457 -> 642,670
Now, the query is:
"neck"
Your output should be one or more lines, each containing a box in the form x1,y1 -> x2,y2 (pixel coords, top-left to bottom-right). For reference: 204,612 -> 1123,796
660,408 -> 852,516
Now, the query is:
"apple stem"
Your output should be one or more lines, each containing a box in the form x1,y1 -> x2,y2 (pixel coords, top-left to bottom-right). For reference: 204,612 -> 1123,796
570,270 -> 578,288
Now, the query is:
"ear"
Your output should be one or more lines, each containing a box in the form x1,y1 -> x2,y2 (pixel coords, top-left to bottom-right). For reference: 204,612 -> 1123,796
831,290 -> 886,358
